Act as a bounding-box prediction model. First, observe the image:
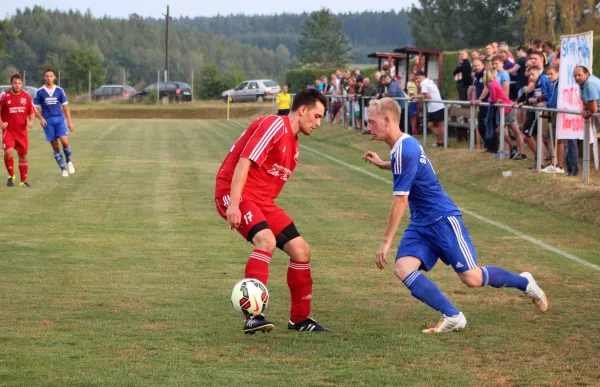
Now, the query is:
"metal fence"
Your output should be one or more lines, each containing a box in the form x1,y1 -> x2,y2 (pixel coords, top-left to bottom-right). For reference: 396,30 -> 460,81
296,94 -> 598,185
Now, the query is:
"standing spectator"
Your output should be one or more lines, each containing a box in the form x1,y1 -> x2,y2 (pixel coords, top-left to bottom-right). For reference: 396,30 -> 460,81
415,70 -> 445,147
354,68 -> 361,77
381,74 -> 411,134
276,85 -> 291,116
574,65 -> 600,175
543,41 -> 555,65
553,44 -> 561,67
315,79 -> 323,92
473,69 -> 527,160
361,77 -> 378,134
406,74 -> 419,134
544,64 -> 564,173
531,39 -> 549,67
471,59 -> 487,150
453,50 -> 473,101
499,42 -> 515,63
471,50 -> 482,61
492,56 -> 511,96
520,66 -> 553,165
511,46 -> 530,128
491,42 -> 499,56
485,44 -> 494,60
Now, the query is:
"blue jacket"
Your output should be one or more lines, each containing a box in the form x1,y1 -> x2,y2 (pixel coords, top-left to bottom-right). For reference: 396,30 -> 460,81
547,79 -> 559,109
387,78 -> 407,109
533,74 -> 553,104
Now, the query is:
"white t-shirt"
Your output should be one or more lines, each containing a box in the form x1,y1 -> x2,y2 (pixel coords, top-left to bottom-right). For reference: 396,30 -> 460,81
420,78 -> 444,112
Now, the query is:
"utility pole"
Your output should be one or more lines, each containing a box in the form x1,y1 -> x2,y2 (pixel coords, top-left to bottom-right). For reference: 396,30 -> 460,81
162,5 -> 173,82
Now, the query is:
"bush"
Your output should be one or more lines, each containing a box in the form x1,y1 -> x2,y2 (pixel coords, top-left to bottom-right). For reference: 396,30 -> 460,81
286,67 -> 337,93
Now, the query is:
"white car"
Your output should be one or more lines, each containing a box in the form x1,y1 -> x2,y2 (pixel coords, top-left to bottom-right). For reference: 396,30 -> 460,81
222,79 -> 281,102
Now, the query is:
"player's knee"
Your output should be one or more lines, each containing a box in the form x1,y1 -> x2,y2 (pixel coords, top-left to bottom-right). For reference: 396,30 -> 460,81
4,150 -> 12,159
288,239 -> 311,263
253,233 -> 276,254
393,261 -> 413,281
459,273 -> 482,288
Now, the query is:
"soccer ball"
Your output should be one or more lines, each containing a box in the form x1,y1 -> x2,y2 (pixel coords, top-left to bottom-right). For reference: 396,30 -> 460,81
231,278 -> 269,317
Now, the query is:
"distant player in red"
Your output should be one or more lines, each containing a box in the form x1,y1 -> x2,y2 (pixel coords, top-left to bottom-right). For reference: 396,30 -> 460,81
215,89 -> 330,334
0,74 -> 35,187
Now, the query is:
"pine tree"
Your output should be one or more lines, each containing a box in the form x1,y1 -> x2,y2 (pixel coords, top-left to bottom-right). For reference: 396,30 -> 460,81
296,8 -> 352,68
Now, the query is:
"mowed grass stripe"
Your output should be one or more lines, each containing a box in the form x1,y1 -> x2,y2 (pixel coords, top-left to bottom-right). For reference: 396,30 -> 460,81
0,119 -> 598,386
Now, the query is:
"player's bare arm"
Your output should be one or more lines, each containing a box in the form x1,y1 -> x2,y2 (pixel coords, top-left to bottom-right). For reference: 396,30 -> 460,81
226,157 -> 253,229
363,151 -> 392,170
27,113 -> 35,129
63,104 -> 75,132
34,107 -> 46,128
376,195 -> 408,270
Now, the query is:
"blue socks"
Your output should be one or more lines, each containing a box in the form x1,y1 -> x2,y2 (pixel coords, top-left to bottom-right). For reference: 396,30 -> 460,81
481,266 -> 528,291
403,270 -> 460,317
54,151 -> 66,170
63,146 -> 72,163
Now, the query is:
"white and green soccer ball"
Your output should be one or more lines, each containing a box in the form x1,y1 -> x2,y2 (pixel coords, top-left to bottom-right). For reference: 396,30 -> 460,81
231,278 -> 269,317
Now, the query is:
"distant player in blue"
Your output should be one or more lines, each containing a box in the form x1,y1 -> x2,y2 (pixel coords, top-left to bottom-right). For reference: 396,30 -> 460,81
362,98 -> 548,333
34,68 -> 75,177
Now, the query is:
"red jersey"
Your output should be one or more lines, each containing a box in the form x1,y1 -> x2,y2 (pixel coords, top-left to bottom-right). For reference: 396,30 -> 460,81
216,115 -> 299,201
0,90 -> 34,132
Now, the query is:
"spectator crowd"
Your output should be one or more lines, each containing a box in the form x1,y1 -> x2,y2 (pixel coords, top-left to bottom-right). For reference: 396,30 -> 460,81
282,38 -> 600,178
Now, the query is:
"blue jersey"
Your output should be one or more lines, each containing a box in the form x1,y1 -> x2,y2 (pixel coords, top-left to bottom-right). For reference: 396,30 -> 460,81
34,86 -> 68,120
391,134 -> 460,226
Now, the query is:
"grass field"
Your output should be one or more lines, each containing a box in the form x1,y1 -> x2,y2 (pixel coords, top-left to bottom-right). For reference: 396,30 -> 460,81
1,118 -> 600,386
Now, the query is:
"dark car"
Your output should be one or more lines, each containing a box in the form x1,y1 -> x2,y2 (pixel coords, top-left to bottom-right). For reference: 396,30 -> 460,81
0,85 -> 38,99
92,85 -> 137,101
135,82 -> 193,103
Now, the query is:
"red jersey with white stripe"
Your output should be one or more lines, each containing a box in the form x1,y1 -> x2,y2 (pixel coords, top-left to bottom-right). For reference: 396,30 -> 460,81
0,90 -> 34,132
216,115 -> 299,201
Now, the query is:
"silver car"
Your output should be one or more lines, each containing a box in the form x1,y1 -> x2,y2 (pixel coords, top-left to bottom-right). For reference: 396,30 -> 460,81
222,79 -> 281,102
0,85 -> 38,99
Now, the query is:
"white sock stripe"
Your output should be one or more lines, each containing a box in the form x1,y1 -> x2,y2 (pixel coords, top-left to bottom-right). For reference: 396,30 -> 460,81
448,216 -> 476,269
482,266 -> 489,286
248,119 -> 284,161
403,271 -> 421,287
250,255 -> 271,264
288,263 -> 310,270
251,252 -> 272,261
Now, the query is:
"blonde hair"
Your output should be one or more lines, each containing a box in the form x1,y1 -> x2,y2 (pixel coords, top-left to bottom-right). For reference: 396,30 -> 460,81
368,98 -> 401,123
484,69 -> 497,84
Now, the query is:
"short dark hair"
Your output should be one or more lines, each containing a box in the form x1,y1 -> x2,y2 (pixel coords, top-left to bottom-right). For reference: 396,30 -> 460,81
543,41 -> 554,50
532,38 -> 543,47
10,73 -> 23,82
517,45 -> 527,53
546,64 -> 560,73
44,68 -> 56,76
574,65 -> 590,75
291,88 -> 328,112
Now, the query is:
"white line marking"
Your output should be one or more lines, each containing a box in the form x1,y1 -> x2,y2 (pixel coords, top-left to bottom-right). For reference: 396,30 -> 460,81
226,120 -> 600,272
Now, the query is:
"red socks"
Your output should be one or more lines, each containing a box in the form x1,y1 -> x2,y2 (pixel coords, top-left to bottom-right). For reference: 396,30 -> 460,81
244,249 -> 272,285
4,156 -> 14,178
18,160 -> 28,182
287,260 -> 312,323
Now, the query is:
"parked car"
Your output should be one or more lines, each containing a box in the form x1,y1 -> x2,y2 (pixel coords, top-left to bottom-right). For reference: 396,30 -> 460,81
0,85 -> 38,99
92,85 -> 137,101
134,81 -> 193,103
221,80 -> 280,102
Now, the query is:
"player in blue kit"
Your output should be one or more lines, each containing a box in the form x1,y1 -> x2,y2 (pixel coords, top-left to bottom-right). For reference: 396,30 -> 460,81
34,68 -> 75,177
362,98 -> 548,333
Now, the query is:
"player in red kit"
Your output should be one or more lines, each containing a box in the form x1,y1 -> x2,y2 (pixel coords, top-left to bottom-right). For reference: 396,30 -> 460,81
215,89 -> 330,334
0,74 -> 35,187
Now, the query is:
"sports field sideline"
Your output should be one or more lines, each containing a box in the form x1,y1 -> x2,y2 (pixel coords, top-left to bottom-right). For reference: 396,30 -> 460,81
1,118 -> 599,386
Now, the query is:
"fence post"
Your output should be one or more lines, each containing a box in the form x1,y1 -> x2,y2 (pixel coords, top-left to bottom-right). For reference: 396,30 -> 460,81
499,106 -> 505,160
443,105 -> 449,149
157,70 -> 160,106
361,97 -> 366,133
469,105 -> 475,152
422,102 -> 428,146
583,118 -> 590,184
404,98 -> 409,135
536,111 -> 543,171
349,99 -> 354,130
341,97 -> 345,127
272,97 -> 276,114
88,71 -> 91,103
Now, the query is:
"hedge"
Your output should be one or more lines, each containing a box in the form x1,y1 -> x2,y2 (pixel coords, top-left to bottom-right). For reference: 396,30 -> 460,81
285,66 -> 379,93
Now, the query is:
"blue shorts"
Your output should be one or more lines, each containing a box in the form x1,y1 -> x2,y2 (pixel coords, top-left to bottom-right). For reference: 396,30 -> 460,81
408,101 -> 418,116
396,215 -> 478,273
43,117 -> 68,142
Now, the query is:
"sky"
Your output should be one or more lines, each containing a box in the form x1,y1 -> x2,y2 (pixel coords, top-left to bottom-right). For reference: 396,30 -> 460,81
1,0 -> 417,19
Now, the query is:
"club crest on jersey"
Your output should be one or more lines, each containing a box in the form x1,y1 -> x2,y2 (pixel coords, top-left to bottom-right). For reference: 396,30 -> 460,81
267,163 -> 292,181
21,98 -> 26,105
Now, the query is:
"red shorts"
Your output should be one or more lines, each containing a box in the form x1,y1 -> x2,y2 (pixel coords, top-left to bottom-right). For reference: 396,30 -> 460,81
215,192 -> 293,241
2,129 -> 28,155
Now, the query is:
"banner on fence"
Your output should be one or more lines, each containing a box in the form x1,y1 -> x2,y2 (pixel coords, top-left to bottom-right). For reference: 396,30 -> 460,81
556,31 -> 593,140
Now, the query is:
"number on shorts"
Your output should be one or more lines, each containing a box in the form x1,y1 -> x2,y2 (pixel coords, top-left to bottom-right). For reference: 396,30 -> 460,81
244,211 -> 254,225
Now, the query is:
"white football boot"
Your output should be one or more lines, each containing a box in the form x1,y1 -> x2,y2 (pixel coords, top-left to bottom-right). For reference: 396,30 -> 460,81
423,312 -> 467,333
520,272 -> 549,312
62,170 -> 69,177
67,161 -> 75,174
